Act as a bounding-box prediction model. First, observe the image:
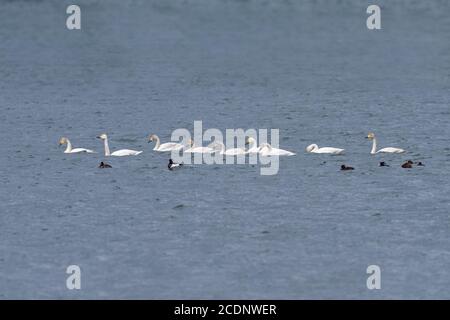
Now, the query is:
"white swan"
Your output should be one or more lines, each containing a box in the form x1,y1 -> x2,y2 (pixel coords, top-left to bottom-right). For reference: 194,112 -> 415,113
184,139 -> 215,154
209,142 -> 247,155
59,137 -> 95,154
245,137 -> 260,154
367,132 -> 405,154
258,143 -> 296,156
97,133 -> 143,157
148,134 -> 184,152
306,144 -> 344,155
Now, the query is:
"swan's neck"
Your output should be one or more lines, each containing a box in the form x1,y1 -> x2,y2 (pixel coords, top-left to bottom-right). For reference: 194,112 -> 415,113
103,138 -> 111,156
65,139 -> 73,153
219,142 -> 226,153
371,138 -> 377,154
153,136 -> 161,149
247,139 -> 259,152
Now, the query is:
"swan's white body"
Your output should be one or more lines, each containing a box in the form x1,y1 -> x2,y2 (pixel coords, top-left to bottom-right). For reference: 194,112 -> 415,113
185,146 -> 215,154
184,140 -> 215,154
245,138 -> 295,156
97,134 -> 143,157
374,147 -> 405,154
110,149 -> 143,156
148,134 -> 184,152
306,144 -> 344,155
258,143 -> 296,156
68,148 -> 95,154
59,137 -> 95,154
212,142 -> 248,155
367,133 -> 405,154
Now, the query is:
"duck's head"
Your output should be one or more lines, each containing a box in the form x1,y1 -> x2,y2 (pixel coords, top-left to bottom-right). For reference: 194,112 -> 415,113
59,137 -> 68,145
367,132 -> 375,140
305,144 -> 318,152
148,134 -> 157,143
97,133 -> 108,140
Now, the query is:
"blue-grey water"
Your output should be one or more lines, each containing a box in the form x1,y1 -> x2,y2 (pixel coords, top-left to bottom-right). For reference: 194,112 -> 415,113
1,0 -> 450,299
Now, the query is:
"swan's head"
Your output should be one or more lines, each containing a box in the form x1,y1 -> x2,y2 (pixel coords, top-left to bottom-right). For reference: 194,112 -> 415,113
59,137 -> 68,145
306,144 -> 318,152
148,134 -> 157,143
367,132 -> 375,140
245,137 -> 256,146
97,133 -> 108,140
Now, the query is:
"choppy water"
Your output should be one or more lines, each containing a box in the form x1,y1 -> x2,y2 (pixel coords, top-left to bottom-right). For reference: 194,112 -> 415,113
1,0 -> 450,299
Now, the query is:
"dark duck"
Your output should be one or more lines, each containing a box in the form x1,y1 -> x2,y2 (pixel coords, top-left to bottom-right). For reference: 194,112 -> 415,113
168,159 -> 183,170
99,161 -> 112,168
401,160 -> 413,168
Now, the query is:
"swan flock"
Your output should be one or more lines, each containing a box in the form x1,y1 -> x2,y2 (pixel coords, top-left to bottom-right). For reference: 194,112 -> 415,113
59,132 -> 407,158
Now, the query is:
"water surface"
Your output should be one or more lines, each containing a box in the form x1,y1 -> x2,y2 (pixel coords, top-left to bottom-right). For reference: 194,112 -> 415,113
0,0 -> 449,299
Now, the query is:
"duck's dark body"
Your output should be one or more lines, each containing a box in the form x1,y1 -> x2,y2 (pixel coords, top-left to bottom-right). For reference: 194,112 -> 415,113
168,159 -> 183,170
401,160 -> 413,169
99,161 -> 112,168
